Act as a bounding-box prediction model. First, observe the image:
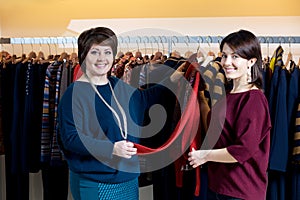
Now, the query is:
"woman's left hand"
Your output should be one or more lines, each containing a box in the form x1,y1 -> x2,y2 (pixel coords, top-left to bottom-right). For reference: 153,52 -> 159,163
112,140 -> 137,159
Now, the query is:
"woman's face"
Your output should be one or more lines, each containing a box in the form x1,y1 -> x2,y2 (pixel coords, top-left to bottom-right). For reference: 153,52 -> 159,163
84,44 -> 114,77
221,43 -> 250,81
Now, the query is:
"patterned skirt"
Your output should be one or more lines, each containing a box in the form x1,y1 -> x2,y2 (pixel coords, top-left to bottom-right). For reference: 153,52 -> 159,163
97,178 -> 139,200
70,171 -> 139,200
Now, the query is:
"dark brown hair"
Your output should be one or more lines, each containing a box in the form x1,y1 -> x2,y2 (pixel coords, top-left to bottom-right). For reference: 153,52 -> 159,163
78,27 -> 118,72
220,29 -> 263,89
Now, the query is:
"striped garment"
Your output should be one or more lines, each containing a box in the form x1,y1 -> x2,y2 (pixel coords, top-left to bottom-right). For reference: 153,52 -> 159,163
292,99 -> 300,164
269,45 -> 284,73
201,61 -> 226,107
41,62 -> 64,165
138,63 -> 148,88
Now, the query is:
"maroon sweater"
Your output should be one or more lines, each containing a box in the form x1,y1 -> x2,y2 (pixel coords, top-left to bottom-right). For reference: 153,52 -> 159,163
207,90 -> 271,200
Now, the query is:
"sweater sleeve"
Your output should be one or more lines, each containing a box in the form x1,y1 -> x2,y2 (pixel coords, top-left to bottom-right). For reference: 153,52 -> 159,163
226,92 -> 271,164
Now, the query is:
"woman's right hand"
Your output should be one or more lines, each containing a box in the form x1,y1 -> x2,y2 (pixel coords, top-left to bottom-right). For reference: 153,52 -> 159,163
170,62 -> 187,82
188,148 -> 210,168
112,140 -> 137,159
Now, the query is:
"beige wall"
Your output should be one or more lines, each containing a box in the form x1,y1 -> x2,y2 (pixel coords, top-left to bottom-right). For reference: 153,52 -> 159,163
0,0 -> 300,37
1,0 -> 300,61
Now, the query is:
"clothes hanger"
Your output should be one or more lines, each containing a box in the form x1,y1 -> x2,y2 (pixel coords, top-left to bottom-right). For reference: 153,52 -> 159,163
267,37 -> 273,62
149,36 -> 160,59
56,38 -> 70,62
196,36 -> 203,55
22,51 -> 37,63
58,52 -> 69,62
171,36 -> 179,56
184,36 -> 194,58
159,36 -> 167,56
22,39 -> 37,63
199,37 -> 215,67
116,36 -> 124,61
206,36 -> 215,57
46,38 -> 54,62
284,52 -> 292,70
33,39 -> 48,64
69,52 -> 78,67
135,36 -> 141,54
283,37 -> 294,71
142,36 -> 149,57
0,49 -> 11,68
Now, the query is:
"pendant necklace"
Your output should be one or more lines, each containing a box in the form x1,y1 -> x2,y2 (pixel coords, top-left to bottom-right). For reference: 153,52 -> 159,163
85,74 -> 128,139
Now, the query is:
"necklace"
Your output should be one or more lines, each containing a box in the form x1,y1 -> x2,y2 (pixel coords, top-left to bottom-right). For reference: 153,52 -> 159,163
85,74 -> 128,139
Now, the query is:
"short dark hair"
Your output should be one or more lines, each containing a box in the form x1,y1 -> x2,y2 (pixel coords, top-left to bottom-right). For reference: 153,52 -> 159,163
77,27 -> 118,72
220,29 -> 263,89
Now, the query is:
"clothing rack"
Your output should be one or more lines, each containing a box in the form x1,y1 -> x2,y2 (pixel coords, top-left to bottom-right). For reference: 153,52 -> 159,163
1,36 -> 300,54
1,36 -> 300,44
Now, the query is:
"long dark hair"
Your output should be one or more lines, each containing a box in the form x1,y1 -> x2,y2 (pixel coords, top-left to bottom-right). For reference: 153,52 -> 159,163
220,29 -> 263,89
77,27 -> 118,73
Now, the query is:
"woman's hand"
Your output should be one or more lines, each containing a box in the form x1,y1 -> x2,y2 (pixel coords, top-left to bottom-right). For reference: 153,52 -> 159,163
113,140 -> 137,159
188,148 -> 237,167
170,61 -> 188,82
188,148 -> 210,168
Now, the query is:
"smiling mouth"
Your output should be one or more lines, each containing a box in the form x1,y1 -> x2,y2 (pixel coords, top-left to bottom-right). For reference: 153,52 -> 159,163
225,68 -> 236,73
95,64 -> 107,68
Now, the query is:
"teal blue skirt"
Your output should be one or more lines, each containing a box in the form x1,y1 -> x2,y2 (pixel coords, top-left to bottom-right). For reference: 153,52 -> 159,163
70,171 -> 139,200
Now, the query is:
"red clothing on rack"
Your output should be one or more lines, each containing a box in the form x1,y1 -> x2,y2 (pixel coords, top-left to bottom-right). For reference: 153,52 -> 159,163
73,64 -> 83,81
135,66 -> 202,196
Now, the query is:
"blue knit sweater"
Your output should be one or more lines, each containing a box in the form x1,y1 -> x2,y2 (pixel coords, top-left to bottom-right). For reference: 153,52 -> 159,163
57,76 -> 172,183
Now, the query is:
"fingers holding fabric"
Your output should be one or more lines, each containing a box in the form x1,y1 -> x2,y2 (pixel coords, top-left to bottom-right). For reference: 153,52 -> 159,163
188,148 -> 209,168
113,140 -> 137,159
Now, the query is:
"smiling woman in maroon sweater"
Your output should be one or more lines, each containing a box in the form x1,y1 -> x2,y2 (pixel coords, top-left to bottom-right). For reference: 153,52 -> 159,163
188,30 -> 271,200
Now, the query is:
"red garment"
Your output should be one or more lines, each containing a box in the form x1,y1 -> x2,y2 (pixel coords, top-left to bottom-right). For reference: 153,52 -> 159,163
135,65 -> 202,196
73,64 -> 83,81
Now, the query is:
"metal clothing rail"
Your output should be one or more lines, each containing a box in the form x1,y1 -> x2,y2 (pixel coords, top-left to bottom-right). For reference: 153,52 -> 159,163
1,36 -> 300,45
1,36 -> 300,54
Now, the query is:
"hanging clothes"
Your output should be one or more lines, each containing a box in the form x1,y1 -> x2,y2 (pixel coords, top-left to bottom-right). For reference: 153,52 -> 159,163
40,61 -> 69,200
291,98 -> 300,200
200,59 -> 226,107
173,63 -> 203,198
287,63 -> 300,200
262,58 -> 273,101
264,45 -> 300,200
73,63 -> 83,81
292,97 -> 300,163
41,61 -> 62,163
24,62 -> 50,172
137,55 -> 180,200
288,63 -> 300,141
60,61 -> 70,100
135,64 -> 205,197
0,64 -> 4,155
1,61 -> 27,200
267,46 -> 289,172
1,60 -> 49,200
266,46 -> 293,200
